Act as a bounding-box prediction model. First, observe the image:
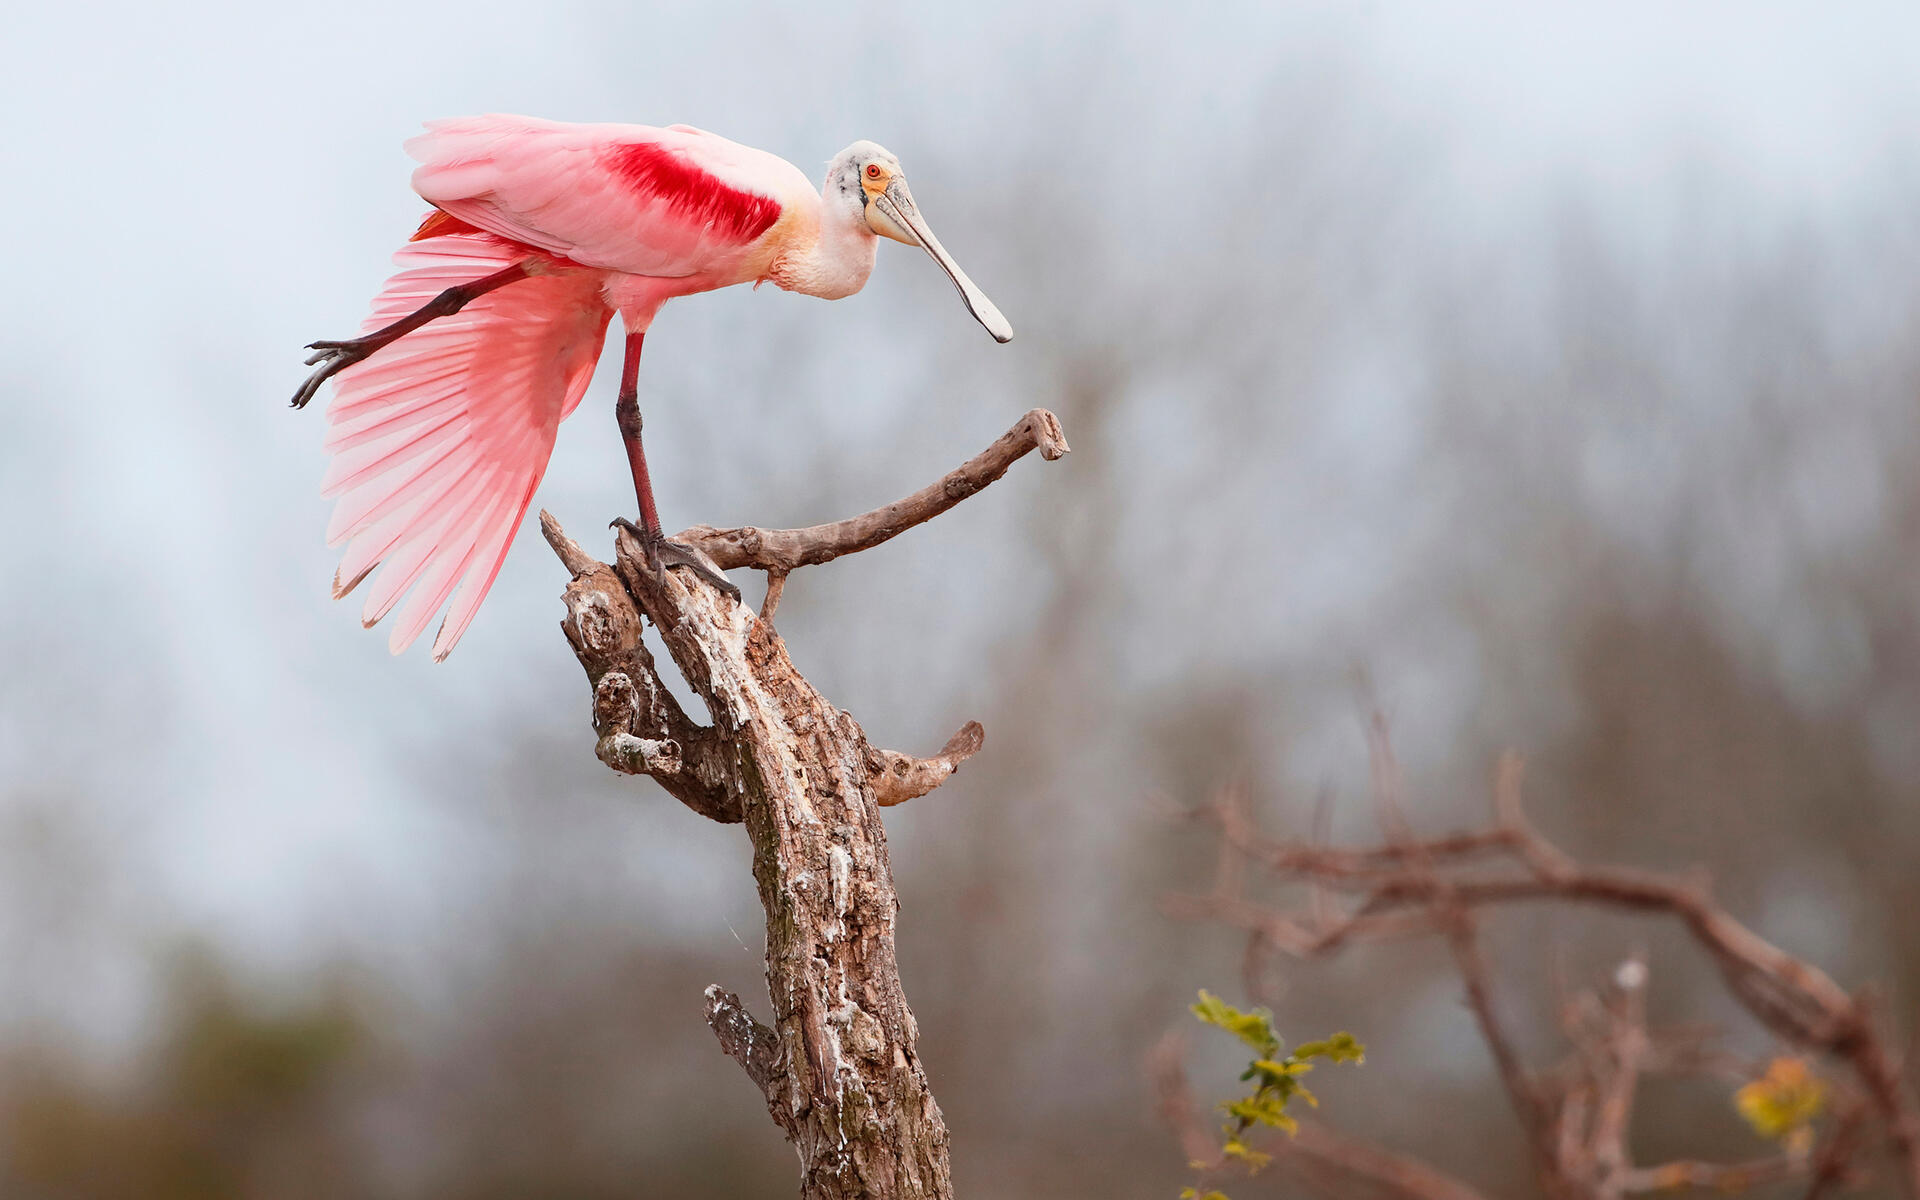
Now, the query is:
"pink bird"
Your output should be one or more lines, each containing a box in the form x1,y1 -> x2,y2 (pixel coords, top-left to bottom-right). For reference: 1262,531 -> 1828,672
293,115 -> 1011,660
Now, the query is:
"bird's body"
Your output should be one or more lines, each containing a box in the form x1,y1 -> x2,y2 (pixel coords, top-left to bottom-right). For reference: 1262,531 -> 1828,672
299,115 -> 1009,660
413,117 -> 870,320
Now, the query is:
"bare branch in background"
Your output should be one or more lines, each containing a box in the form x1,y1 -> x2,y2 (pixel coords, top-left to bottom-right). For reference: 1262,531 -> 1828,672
539,411 -> 1068,1200
1158,748 -> 1919,1199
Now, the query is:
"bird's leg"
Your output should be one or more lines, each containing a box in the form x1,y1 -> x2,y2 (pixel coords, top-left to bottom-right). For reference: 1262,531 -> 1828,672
610,331 -> 741,602
290,259 -> 533,409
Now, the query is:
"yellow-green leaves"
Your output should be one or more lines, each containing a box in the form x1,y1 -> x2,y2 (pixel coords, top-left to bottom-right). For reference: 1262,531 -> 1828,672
1225,1093 -> 1301,1132
1221,1135 -> 1274,1167
1177,990 -> 1366,1200
1293,1032 -> 1366,1064
1736,1057 -> 1826,1149
1190,990 -> 1281,1055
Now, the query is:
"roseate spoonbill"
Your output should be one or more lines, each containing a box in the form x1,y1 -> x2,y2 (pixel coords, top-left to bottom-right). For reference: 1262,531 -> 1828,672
292,115 -> 1011,660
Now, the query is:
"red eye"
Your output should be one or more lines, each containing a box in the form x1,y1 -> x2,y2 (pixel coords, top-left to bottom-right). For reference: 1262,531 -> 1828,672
865,164 -> 882,179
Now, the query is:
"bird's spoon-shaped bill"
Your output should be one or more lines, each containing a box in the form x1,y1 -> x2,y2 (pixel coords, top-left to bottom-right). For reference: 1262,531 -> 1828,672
871,178 -> 1013,343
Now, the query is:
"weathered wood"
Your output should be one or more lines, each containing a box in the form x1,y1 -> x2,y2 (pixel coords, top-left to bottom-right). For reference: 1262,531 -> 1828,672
546,524 -> 740,823
539,408 -> 1068,1200
680,408 -> 1069,573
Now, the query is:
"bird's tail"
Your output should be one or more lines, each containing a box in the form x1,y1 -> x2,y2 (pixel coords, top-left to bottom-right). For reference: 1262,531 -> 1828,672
320,228 -> 610,659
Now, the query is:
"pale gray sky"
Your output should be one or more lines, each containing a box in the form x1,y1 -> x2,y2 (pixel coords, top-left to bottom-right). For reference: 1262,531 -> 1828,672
3,0 -> 1918,1044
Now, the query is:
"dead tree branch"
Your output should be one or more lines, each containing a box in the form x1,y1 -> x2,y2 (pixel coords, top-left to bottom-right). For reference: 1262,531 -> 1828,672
543,411 -> 1068,1200
678,408 -> 1069,573
1159,749 -> 1918,1199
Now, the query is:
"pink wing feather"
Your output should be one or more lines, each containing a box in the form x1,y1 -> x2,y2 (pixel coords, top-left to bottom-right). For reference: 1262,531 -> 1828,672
323,231 -> 612,660
406,115 -> 800,276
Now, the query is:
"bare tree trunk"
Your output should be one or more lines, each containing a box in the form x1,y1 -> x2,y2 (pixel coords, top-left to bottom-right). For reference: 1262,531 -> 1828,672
541,411 -> 1068,1199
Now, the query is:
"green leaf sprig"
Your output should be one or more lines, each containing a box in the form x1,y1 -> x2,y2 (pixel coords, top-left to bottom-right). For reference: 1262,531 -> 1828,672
1178,990 -> 1365,1200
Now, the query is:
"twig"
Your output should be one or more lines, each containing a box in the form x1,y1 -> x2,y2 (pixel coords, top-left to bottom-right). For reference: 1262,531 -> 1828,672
1804,1098 -> 1871,1199
1447,915 -> 1552,1160
1159,748 -> 1920,1199
1585,957 -> 1649,1198
760,569 -> 788,623
678,408 -> 1069,572
1616,1155 -> 1802,1194
704,985 -> 783,1101
868,721 -> 986,807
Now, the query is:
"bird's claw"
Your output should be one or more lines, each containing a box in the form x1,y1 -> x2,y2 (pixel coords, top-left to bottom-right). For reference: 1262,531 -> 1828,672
610,518 -> 742,602
290,339 -> 375,408
303,340 -> 357,364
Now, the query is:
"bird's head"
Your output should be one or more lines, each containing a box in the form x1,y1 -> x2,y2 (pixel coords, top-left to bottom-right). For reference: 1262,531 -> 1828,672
828,141 -> 1012,343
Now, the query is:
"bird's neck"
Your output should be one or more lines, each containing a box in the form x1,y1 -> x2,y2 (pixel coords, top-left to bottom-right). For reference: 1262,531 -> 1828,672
770,195 -> 878,300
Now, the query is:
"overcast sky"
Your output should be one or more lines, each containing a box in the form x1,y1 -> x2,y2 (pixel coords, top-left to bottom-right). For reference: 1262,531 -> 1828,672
4,0 -> 1918,1044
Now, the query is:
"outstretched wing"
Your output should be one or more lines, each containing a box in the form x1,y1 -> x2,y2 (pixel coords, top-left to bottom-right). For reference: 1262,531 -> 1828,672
322,231 -> 612,660
407,115 -> 805,277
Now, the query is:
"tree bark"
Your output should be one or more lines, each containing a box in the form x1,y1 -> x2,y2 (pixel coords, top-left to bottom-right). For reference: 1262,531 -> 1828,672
541,410 -> 1069,1199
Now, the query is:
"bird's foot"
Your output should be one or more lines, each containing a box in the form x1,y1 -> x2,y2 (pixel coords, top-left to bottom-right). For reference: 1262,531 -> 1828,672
291,335 -> 385,409
610,518 -> 742,602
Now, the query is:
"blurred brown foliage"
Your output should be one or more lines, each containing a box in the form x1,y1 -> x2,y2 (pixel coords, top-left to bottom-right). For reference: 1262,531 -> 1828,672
4,951 -> 363,1200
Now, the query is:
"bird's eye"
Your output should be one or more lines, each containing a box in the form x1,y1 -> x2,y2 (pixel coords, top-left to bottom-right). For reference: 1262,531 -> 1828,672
865,164 -> 883,179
